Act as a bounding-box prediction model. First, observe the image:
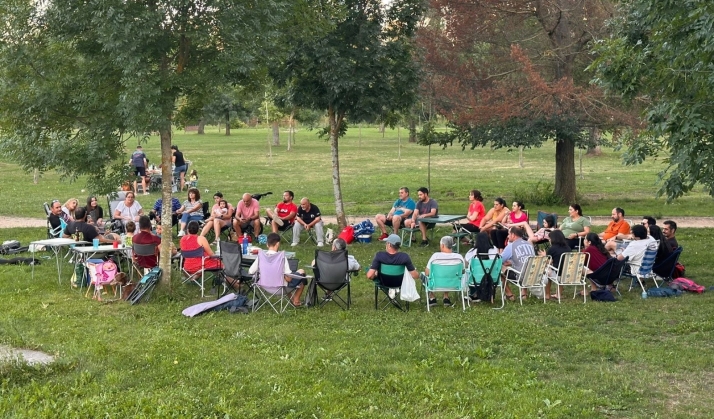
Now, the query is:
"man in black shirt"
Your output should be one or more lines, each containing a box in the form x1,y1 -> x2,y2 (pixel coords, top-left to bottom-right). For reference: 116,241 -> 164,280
292,198 -> 325,247
48,200 -> 65,232
64,207 -> 120,243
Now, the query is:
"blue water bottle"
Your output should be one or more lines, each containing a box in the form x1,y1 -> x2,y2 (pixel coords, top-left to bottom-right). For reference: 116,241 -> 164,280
641,290 -> 648,299
242,233 -> 248,255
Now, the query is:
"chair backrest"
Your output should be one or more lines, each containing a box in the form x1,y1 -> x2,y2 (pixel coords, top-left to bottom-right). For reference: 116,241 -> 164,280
652,246 -> 682,278
586,257 -> 615,285
43,202 -> 51,217
377,264 -> 406,288
520,255 -> 550,287
107,192 -> 128,218
427,261 -> 464,291
202,201 -> 210,219
132,242 -> 158,268
255,250 -> 287,289
537,211 -> 557,229
469,254 -> 503,286
608,256 -> 629,283
314,249 -> 349,289
637,247 -> 658,275
219,241 -> 243,278
555,252 -> 589,285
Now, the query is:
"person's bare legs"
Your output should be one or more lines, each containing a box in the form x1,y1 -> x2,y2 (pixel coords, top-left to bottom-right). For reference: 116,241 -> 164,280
375,213 -> 388,234
252,219 -> 262,236
392,215 -> 403,235
419,222 -> 428,241
214,219 -> 226,240
200,220 -> 213,236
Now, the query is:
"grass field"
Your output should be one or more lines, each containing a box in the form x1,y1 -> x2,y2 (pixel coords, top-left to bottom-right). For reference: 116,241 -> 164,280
2,126 -> 714,219
2,127 -> 714,418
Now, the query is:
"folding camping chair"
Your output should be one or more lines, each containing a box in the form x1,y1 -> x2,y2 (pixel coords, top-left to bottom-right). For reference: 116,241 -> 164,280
179,247 -> 222,297
625,246 -> 659,292
547,252 -> 589,303
504,255 -> 550,305
467,254 -> 504,309
44,202 -> 68,239
250,250 -> 301,313
106,192 -> 128,234
311,249 -> 352,309
652,247 -> 683,284
127,267 -> 162,304
423,260 -> 466,311
373,264 -> 409,311
216,240 -> 252,298
586,257 -> 616,292
131,242 -> 159,282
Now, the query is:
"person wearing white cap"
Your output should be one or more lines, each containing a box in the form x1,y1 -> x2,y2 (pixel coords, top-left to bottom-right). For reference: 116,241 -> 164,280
366,234 -> 419,282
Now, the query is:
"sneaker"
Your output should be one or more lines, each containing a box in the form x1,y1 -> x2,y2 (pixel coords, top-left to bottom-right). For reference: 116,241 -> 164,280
428,298 -> 437,307
274,217 -> 284,227
291,242 -> 298,247
317,242 -> 324,247
443,298 -> 453,307
379,233 -> 389,241
178,230 -> 185,237
388,289 -> 397,299
420,240 -> 429,247
143,192 -> 150,196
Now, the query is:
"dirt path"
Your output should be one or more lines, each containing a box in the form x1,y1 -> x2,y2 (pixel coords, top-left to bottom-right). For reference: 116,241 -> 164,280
4,215 -> 714,229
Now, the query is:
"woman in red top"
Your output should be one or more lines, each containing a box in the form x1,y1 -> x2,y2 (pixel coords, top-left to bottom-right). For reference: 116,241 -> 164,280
180,221 -> 222,273
458,189 -> 486,233
582,233 -> 610,273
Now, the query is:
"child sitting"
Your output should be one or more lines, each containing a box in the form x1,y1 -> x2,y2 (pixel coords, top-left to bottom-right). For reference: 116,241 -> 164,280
529,215 -> 555,244
188,170 -> 198,188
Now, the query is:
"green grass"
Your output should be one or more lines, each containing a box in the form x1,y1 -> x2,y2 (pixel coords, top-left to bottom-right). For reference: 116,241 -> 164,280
1,224 -> 713,418
2,127 -> 714,417
1,126 -> 714,219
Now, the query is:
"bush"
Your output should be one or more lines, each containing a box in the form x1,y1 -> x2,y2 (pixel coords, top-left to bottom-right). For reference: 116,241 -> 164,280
513,180 -> 561,206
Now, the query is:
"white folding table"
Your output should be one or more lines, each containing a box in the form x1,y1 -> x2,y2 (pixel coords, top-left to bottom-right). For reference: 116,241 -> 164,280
30,238 -> 88,283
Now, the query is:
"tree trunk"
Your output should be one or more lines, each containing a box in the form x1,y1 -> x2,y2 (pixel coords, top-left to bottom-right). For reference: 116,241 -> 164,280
272,120 -> 280,146
287,111 -> 294,151
379,122 -> 385,138
197,118 -> 205,135
328,107 -> 347,229
158,127 -> 174,288
408,118 -> 417,143
225,111 -> 231,136
553,134 -> 577,204
586,127 -> 602,156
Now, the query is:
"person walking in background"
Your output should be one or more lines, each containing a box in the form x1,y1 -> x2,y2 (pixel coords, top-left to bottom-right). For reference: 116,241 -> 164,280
130,145 -> 149,195
171,145 -> 187,192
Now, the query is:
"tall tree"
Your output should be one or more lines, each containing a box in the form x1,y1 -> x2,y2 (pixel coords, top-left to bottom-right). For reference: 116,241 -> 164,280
418,0 -> 636,203
592,0 -> 714,200
274,0 -> 424,228
0,0 -> 289,286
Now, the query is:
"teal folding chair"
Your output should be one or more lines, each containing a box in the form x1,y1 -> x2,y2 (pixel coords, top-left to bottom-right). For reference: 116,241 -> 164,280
374,264 -> 409,311
423,261 -> 465,311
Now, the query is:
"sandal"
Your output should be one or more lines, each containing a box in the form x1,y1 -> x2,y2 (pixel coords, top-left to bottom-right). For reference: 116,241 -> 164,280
506,295 -> 516,301
550,293 -> 560,299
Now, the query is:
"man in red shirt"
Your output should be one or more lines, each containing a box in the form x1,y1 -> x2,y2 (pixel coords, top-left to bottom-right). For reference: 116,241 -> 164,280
132,216 -> 166,269
265,190 -> 298,233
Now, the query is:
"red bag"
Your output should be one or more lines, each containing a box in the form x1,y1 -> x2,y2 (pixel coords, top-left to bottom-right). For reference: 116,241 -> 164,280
670,277 -> 705,294
338,225 -> 355,244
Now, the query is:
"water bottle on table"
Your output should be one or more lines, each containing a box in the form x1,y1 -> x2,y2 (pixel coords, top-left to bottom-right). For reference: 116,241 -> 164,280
242,233 -> 248,255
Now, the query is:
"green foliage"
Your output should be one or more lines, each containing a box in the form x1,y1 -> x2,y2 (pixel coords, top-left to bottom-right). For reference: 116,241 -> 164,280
592,0 -> 714,201
274,0 -> 425,126
513,180 -> 562,207
0,0 -> 290,192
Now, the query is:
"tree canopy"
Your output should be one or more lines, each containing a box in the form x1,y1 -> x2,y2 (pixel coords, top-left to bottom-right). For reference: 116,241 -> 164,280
0,0 -> 292,285
592,0 -> 714,200
274,0 -> 424,227
418,0 -> 636,203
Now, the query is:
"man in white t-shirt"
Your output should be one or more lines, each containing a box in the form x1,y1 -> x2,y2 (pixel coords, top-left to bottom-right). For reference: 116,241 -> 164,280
422,236 -> 465,307
618,224 -> 657,267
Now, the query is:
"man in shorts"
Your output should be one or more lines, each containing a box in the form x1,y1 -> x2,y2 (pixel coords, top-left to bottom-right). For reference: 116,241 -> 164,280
404,187 -> 438,247
129,145 -> 149,196
375,187 -> 415,240
265,190 -> 298,233
248,232 -> 307,306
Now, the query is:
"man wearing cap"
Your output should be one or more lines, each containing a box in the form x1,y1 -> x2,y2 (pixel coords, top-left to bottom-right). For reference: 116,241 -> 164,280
129,145 -> 149,196
422,236 -> 465,307
366,234 -> 419,283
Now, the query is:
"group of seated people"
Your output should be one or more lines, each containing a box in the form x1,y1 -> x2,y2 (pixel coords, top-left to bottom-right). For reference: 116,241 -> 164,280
147,189 -> 327,247
366,199 -> 681,306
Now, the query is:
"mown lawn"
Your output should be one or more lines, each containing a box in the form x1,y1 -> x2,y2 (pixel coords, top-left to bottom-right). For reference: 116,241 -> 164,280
2,126 -> 714,218
1,223 -> 712,418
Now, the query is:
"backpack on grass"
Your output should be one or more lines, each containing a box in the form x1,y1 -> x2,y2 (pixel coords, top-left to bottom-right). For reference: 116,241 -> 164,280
472,257 -> 496,303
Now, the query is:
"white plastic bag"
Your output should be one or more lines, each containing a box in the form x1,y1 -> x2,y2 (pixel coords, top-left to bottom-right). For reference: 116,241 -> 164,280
400,270 -> 420,302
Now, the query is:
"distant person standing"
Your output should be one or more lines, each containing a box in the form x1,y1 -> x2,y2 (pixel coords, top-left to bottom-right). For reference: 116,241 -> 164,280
130,145 -> 149,196
171,145 -> 187,192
